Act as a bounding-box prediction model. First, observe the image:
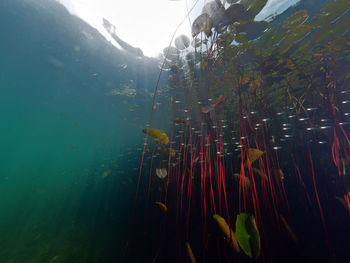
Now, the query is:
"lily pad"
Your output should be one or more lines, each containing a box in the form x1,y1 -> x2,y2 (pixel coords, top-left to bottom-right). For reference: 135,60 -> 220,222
321,0 -> 350,22
192,13 -> 213,37
163,46 -> 180,61
235,213 -> 261,259
191,38 -> 202,48
236,21 -> 269,41
174,35 -> 190,50
202,1 -> 226,28
223,4 -> 254,25
282,24 -> 312,44
282,10 -> 308,30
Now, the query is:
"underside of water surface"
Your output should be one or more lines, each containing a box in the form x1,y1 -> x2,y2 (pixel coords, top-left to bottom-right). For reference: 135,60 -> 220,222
1,0 -> 350,263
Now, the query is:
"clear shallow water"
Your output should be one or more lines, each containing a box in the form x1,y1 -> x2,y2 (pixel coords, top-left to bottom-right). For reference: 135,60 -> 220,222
1,0 -> 350,263
0,0 -> 162,262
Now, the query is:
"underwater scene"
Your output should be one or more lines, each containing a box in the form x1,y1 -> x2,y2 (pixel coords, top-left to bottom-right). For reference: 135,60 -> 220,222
1,0 -> 350,262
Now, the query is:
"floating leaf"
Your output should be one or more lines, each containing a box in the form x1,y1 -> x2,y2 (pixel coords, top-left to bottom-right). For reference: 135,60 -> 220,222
321,0 -> 350,22
142,128 -> 169,145
310,15 -> 350,48
163,46 -> 180,61
202,1 -> 226,27
244,148 -> 264,166
282,24 -> 312,44
235,213 -> 261,259
236,21 -> 269,40
213,214 -> 240,253
192,13 -> 213,37
258,27 -> 286,48
174,35 -> 190,50
155,201 -> 167,212
185,242 -> 197,263
223,4 -> 254,25
282,10 -> 308,30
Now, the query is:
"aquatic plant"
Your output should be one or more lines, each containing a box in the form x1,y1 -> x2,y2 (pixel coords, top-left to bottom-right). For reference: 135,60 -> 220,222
127,0 -> 350,262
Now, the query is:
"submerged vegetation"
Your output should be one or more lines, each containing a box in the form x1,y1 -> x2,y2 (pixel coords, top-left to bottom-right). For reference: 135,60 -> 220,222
1,0 -> 350,262
132,0 -> 350,262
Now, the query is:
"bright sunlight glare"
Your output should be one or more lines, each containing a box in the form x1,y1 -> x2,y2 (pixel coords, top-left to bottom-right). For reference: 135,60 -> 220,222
57,0 -> 299,57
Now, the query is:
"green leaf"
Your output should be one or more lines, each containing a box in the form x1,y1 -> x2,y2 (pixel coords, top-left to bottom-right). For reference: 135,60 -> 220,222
235,213 -> 261,259
223,4 -> 254,25
235,213 -> 252,257
282,10 -> 308,30
163,46 -> 180,61
235,32 -> 249,43
236,21 -> 269,41
283,24 -> 312,44
192,13 -> 213,37
322,0 -> 350,22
